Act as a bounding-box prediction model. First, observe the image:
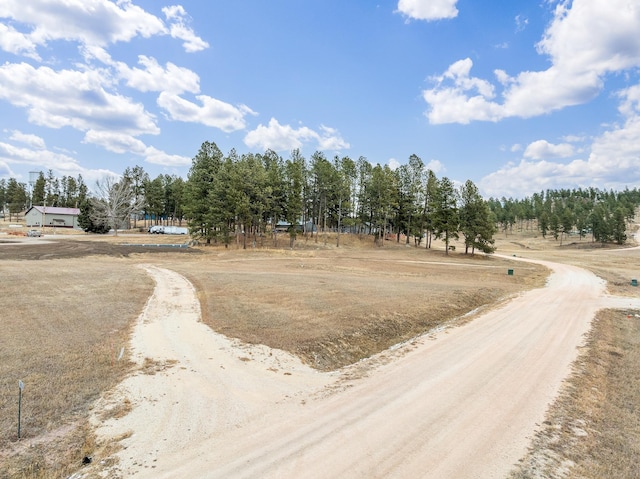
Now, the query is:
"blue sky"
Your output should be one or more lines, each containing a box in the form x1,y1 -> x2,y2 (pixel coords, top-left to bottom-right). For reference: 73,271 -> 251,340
1,0 -> 639,198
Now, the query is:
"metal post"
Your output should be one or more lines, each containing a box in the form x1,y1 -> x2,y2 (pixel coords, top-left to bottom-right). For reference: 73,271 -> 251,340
18,380 -> 24,440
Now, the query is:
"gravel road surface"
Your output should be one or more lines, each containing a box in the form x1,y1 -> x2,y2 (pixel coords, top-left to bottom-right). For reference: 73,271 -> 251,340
90,254 -> 640,478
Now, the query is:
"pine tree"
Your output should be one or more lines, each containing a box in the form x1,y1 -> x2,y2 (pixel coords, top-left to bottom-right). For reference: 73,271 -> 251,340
432,177 -> 459,255
77,198 -> 110,234
459,180 -> 496,254
184,141 -> 223,244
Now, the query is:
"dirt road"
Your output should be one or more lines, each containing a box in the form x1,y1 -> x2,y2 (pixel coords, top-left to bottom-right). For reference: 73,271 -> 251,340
90,256 -> 640,479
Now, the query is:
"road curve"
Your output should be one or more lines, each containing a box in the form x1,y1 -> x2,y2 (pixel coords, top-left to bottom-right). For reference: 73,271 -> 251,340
91,255 -> 640,479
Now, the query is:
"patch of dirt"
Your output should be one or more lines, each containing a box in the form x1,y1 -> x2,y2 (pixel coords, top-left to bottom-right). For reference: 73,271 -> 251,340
0,238 -> 199,260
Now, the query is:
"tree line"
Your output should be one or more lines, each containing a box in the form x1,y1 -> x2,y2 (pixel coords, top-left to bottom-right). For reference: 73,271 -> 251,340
0,170 -> 89,220
2,140 -> 637,249
179,142 -> 496,253
488,187 -> 640,245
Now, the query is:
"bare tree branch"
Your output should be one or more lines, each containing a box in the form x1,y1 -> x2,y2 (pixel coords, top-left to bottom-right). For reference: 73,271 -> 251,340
90,176 -> 145,236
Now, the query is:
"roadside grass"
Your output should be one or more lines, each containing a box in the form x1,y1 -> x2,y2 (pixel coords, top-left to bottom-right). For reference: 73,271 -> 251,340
0,258 -> 153,479
509,309 -> 640,478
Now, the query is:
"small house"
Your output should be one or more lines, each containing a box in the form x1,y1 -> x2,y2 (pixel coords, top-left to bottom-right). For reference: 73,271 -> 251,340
275,219 -> 316,233
25,206 -> 81,229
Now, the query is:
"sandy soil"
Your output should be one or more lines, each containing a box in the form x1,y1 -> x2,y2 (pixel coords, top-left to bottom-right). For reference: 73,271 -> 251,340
82,252 -> 640,479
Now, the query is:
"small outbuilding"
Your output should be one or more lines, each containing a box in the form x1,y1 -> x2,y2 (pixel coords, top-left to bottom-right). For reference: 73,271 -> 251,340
25,206 -> 81,229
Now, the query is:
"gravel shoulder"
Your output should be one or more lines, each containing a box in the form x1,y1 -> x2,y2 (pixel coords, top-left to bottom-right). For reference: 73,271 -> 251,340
85,253 -> 640,478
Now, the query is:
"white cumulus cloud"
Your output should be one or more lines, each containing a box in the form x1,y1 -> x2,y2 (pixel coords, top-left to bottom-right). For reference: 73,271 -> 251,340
317,125 -> 350,151
83,130 -> 147,155
423,0 -> 640,124
82,47 -> 201,95
158,92 -> 255,132
162,5 -> 209,52
480,83 -> 640,198
244,118 -> 350,153
523,140 -> 575,160
143,146 -> 191,167
0,140 -> 85,176
0,0 -> 166,52
0,62 -> 159,136
425,159 -> 445,174
0,0 -> 208,59
9,130 -> 46,149
396,0 -> 458,21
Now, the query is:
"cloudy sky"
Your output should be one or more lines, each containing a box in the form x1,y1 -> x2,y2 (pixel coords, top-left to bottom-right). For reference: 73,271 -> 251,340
1,0 -> 639,198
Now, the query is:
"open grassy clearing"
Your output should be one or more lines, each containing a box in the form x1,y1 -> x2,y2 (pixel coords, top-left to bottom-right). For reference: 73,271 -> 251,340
0,258 -> 154,478
0,225 -> 637,478
0,234 -> 545,477
166,246 -> 546,370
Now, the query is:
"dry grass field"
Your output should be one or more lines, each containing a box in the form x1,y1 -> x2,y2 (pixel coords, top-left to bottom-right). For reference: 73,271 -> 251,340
0,255 -> 155,478
0,219 -> 638,478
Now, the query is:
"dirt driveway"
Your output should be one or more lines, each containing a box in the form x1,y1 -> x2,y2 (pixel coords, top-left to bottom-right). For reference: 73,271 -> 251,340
83,250 -> 640,479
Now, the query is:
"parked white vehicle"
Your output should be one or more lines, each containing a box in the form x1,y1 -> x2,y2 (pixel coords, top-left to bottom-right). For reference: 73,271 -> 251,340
163,226 -> 189,235
148,225 -> 188,235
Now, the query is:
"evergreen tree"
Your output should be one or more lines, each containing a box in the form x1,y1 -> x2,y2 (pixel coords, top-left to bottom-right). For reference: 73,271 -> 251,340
164,175 -> 185,225
459,180 -> 496,254
432,177 -> 459,255
77,198 -> 110,234
284,149 -> 305,247
45,169 -> 60,206
144,176 -> 165,225
208,155 -> 236,247
6,178 -> 28,221
611,206 -> 627,245
538,211 -> 549,238
123,166 -> 148,228
395,154 -> 424,245
560,208 -> 574,245
262,149 -> 287,245
32,173 -> 46,206
368,164 -> 397,245
184,141 -> 223,244
421,169 -> 438,248
549,213 -> 560,240
589,204 -> 611,243
355,157 -> 373,234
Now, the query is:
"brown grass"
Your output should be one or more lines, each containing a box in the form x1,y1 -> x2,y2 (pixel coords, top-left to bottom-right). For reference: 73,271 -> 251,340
0,223 -> 638,478
170,245 -> 547,370
0,258 -> 153,478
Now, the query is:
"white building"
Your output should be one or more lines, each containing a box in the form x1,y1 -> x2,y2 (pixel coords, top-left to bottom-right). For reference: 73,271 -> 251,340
25,206 -> 81,229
